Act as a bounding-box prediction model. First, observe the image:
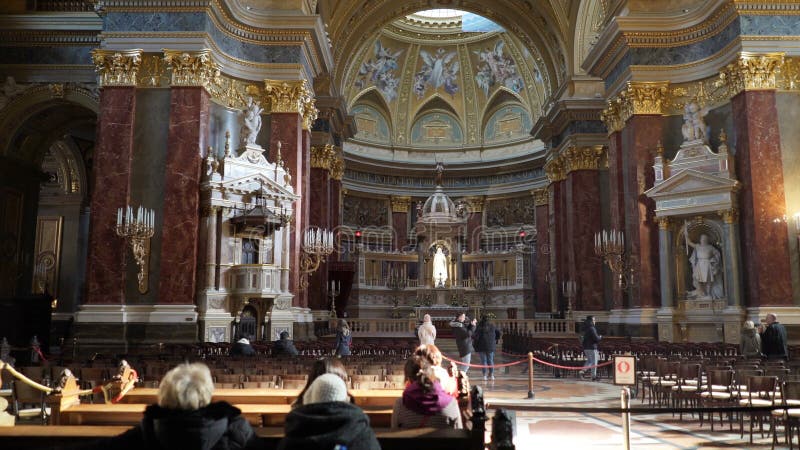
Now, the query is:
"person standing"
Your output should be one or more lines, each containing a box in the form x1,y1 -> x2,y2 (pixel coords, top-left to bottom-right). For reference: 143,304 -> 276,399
473,316 -> 502,381
761,313 -> 788,360
417,314 -> 437,346
450,313 -> 476,374
579,316 -> 602,381
335,319 -> 352,357
740,320 -> 762,358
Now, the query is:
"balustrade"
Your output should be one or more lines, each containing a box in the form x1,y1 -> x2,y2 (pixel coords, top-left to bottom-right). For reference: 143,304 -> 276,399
229,265 -> 283,295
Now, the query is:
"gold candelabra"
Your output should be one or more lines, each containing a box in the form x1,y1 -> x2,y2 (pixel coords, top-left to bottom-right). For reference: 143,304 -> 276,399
300,227 -> 334,290
594,229 -> 636,289
116,205 -> 155,293
328,280 -> 340,318
562,280 -> 577,317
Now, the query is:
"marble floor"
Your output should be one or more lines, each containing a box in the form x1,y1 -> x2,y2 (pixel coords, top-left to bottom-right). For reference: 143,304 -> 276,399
464,354 -> 790,450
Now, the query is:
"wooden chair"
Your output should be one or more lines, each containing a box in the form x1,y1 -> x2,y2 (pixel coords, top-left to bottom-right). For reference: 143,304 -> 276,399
700,369 -> 735,431
772,380 -> 800,449
10,379 -> 49,424
738,375 -> 778,444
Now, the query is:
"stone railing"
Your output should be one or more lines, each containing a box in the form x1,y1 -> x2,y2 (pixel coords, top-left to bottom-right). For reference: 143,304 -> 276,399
494,319 -> 575,335
228,265 -> 282,296
346,318 -> 417,337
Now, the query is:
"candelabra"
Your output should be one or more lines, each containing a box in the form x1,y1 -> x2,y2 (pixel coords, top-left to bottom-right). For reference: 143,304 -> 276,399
328,280 -> 340,318
562,280 -> 577,318
116,205 -> 155,293
300,227 -> 334,289
594,229 -> 636,289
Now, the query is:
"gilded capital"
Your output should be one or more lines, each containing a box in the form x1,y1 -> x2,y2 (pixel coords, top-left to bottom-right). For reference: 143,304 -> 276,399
302,95 -> 318,131
463,196 -> 485,213
718,208 -> 739,224
391,196 -> 412,213
263,79 -> 311,114
162,49 -> 219,88
657,217 -> 671,230
564,145 -> 606,173
91,49 -> 143,87
532,188 -> 548,207
623,81 -> 670,116
600,99 -> 624,135
717,52 -> 785,96
544,157 -> 566,183
330,148 -> 345,181
311,144 -> 337,171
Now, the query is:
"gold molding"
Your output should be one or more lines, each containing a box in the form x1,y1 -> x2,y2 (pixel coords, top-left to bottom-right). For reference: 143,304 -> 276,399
532,188 -> 548,207
302,93 -> 318,131
544,157 -> 566,183
162,49 -> 220,88
564,145 -> 606,173
657,217 -> 671,230
311,144 -> 337,171
601,81 -> 669,134
263,79 -> 309,114
718,208 -> 740,224
390,196 -> 412,213
91,49 -> 143,87
463,196 -> 485,213
330,146 -> 345,181
717,52 -> 785,96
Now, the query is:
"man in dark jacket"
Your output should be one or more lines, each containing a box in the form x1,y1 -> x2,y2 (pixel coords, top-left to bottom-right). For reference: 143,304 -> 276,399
273,331 -> 299,356
474,316 -> 502,381
83,363 -> 258,450
230,338 -> 256,357
761,313 -> 788,360
278,373 -> 380,450
579,316 -> 602,381
450,313 -> 476,374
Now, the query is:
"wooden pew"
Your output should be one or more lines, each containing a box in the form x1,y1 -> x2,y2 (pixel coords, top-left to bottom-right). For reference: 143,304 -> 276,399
55,402 -> 395,427
117,387 -> 403,407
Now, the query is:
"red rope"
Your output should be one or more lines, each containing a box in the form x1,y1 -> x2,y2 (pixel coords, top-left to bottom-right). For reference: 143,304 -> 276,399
442,354 -> 528,369
530,355 -> 613,370
33,347 -> 48,362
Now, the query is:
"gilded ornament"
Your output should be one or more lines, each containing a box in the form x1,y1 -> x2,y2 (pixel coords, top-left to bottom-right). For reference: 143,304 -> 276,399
91,49 -> 143,87
718,208 -> 739,224
564,145 -> 605,173
329,147 -> 345,181
657,217 -> 670,230
263,79 -> 310,114
544,157 -> 566,183
624,81 -> 670,115
463,196 -> 486,213
302,94 -> 318,131
717,52 -> 784,96
48,83 -> 65,98
600,98 -> 623,134
162,49 -> 220,87
390,196 -> 411,213
532,188 -> 548,207
311,144 -> 337,170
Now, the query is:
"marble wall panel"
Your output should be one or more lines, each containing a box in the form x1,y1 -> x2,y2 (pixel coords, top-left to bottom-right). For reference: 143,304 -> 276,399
534,204 -> 550,312
566,170 -> 604,311
776,92 -> 800,304
607,131 -> 625,309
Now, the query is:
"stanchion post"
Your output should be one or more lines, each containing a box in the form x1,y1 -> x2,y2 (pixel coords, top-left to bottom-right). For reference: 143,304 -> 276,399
621,387 -> 631,450
527,352 -> 534,399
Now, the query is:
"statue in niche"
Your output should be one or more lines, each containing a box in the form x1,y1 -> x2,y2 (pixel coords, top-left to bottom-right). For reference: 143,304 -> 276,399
681,101 -> 707,143
685,232 -> 723,299
432,245 -> 448,288
240,96 -> 263,147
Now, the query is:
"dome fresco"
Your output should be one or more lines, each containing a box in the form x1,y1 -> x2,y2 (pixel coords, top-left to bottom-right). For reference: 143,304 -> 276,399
344,13 -> 546,159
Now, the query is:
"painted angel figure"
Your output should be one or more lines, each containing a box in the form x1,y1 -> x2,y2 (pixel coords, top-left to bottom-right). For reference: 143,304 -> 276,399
419,48 -> 459,93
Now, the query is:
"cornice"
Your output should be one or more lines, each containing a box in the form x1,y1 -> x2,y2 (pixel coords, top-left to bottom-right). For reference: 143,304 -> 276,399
532,97 -> 606,143
0,30 -> 100,46
0,12 -> 102,31
733,1 -> 800,15
382,23 -> 502,45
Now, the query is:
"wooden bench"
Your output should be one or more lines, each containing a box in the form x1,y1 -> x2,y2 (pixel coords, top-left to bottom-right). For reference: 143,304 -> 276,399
55,403 -> 395,427
0,425 -> 481,450
116,387 -> 403,407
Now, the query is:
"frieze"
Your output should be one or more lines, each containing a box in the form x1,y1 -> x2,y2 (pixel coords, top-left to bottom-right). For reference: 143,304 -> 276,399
342,195 -> 389,227
163,49 -> 220,87
91,48 -> 142,87
486,196 -> 535,227
343,168 -> 544,188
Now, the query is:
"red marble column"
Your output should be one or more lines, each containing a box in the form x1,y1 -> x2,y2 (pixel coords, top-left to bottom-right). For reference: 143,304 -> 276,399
565,169 -> 604,311
157,87 -> 208,304
330,178 -> 342,261
607,131 -> 626,309
85,87 -> 137,305
269,112 -> 305,307
467,210 -> 482,253
732,90 -> 793,306
621,115 -> 662,309
534,199 -> 550,313
549,180 -> 566,312
392,211 -> 408,251
308,165 -> 330,310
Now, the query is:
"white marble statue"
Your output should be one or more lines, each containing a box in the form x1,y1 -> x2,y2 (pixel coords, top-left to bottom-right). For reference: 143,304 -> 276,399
0,76 -> 28,110
681,102 -> 707,143
432,246 -> 448,287
240,96 -> 263,147
686,233 -> 722,299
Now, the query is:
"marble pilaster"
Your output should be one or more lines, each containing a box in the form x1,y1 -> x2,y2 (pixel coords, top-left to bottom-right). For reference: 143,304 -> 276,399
607,131 -> 626,309
565,168 -> 604,311
657,218 -> 674,309
533,190 -> 550,313
720,210 -> 744,308
732,91 -> 793,306
308,165 -> 330,311
84,87 -> 136,306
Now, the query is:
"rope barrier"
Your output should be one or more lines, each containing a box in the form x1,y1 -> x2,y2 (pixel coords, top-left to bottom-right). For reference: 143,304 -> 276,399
33,347 -> 48,363
0,359 -> 53,394
531,355 -> 614,371
484,403 -> 784,415
442,354 -> 529,369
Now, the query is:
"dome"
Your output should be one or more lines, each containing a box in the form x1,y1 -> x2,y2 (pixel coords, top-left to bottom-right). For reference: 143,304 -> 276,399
420,185 -> 460,222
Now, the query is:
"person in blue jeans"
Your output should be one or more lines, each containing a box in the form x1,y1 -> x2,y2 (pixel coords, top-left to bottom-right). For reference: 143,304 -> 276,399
579,315 -> 602,381
473,316 -> 502,381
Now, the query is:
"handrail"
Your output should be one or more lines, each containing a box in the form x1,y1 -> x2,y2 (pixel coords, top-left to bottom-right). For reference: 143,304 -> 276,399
0,359 -> 53,394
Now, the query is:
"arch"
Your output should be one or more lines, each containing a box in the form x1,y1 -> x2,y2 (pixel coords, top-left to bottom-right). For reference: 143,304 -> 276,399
482,88 -> 525,124
572,0 -> 606,75
409,110 -> 464,148
412,94 -> 460,124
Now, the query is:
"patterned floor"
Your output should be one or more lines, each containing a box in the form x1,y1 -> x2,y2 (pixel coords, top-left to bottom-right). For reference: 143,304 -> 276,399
465,355 -> 791,449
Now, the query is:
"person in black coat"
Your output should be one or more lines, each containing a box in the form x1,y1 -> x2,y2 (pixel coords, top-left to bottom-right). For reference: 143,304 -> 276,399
473,316 -> 502,381
273,331 -> 299,356
449,313 -> 476,374
761,313 -> 788,360
278,373 -> 380,450
579,316 -> 602,381
80,362 -> 258,450
230,338 -> 256,357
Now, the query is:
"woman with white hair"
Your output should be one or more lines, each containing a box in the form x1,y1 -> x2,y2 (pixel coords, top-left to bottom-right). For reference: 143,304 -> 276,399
84,362 -> 257,450
740,320 -> 762,358
417,314 -> 437,346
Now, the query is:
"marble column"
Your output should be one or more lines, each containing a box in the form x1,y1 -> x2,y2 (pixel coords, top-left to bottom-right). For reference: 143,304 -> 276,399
621,115 -> 663,309
204,206 -> 218,290
390,196 -> 410,251
657,217 -> 674,309
719,209 -> 744,308
330,176 -> 342,261
269,112 -> 304,306
732,90 -> 793,306
465,197 -> 484,253
546,158 -> 566,313
607,131 -> 626,309
84,86 -> 137,306
309,147 -> 331,311
532,189 -> 550,313
158,86 -> 208,305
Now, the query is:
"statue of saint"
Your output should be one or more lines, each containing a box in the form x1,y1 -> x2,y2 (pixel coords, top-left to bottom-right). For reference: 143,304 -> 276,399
686,233 -> 722,299
432,246 -> 448,287
240,96 -> 263,146
681,102 -> 706,143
